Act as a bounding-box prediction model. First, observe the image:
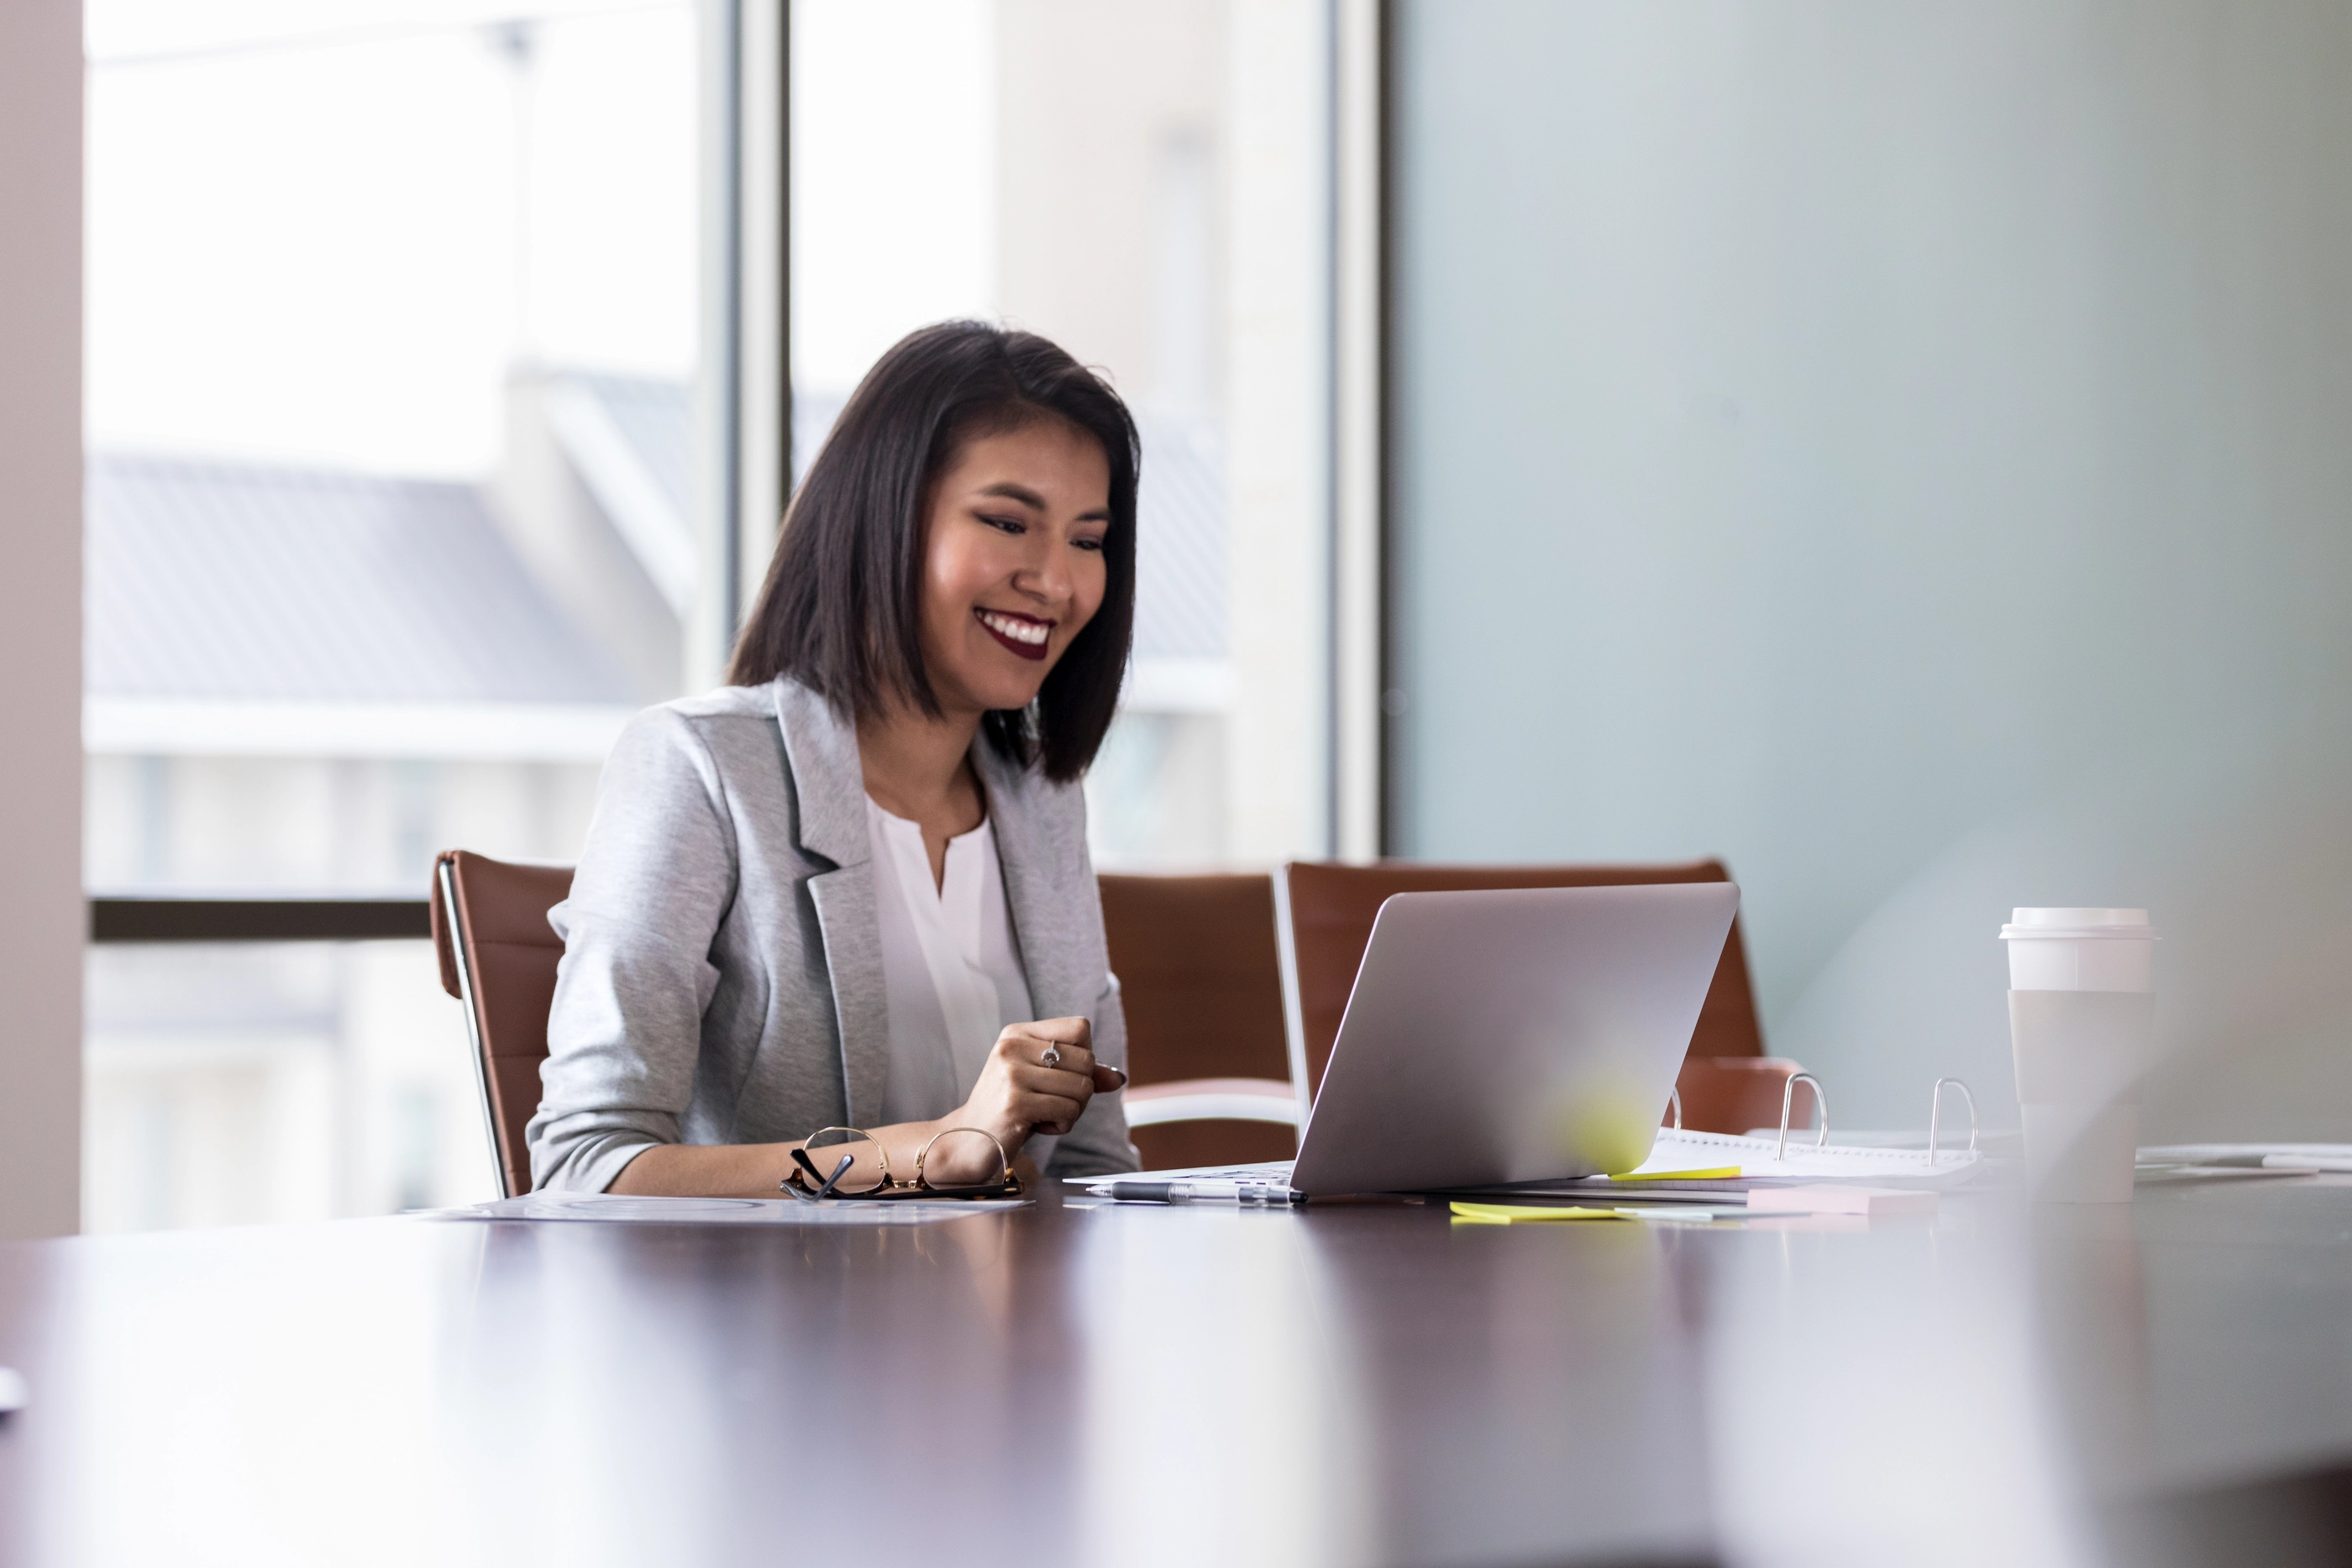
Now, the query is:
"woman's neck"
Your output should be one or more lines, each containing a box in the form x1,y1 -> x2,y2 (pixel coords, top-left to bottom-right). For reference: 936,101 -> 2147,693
858,701 -> 986,887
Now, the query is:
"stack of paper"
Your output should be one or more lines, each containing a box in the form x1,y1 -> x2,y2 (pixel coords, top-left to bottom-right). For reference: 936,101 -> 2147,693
1447,1128 -> 1989,1206
1745,1185 -> 1939,1216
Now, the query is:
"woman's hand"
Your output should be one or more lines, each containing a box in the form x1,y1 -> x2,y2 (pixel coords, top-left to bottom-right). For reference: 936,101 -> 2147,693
618,1020 -> 1126,1196
934,1018 -> 1126,1182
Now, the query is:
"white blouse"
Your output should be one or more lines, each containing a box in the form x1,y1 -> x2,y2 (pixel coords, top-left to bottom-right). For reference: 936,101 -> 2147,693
864,797 -> 1040,1138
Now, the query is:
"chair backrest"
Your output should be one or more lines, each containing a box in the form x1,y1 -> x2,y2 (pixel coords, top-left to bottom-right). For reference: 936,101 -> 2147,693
1273,859 -> 1766,1104
1097,872 -> 1296,1166
1098,872 -> 1291,1086
1673,1056 -> 1812,1138
431,850 -> 574,1198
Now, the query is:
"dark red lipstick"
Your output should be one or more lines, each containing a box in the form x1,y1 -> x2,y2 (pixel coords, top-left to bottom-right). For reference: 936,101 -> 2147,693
975,607 -> 1053,662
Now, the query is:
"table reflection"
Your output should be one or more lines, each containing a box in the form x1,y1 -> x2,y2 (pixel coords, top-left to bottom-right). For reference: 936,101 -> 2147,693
10,1183 -> 2352,1567
1305,1208 -> 1710,1566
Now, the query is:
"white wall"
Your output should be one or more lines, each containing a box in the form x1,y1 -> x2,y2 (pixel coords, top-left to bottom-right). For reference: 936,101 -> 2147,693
0,0 -> 86,1237
1394,0 -> 2352,1135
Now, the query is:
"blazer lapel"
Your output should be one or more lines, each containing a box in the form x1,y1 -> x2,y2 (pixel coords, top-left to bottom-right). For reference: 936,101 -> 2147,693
774,678 -> 867,866
974,743 -> 1087,1023
806,868 -> 890,1126
774,679 -> 891,1126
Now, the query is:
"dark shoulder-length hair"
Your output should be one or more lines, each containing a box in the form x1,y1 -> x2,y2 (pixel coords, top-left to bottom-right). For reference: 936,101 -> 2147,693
729,323 -> 1139,783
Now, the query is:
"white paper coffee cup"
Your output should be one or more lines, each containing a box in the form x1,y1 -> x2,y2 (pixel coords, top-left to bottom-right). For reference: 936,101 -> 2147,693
2001,907 -> 2155,992
2001,908 -> 2157,1204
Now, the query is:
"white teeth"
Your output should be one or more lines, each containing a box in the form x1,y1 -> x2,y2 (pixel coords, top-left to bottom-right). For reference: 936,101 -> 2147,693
979,611 -> 1049,645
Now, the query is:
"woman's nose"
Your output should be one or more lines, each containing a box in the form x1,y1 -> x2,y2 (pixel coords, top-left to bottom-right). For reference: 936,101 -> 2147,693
1013,539 -> 1071,604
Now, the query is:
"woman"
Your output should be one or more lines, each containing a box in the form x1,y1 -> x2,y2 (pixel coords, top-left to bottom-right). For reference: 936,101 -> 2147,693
527,322 -> 1141,1195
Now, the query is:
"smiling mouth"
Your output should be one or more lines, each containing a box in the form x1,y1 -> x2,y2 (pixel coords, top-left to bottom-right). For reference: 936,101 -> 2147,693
976,608 -> 1054,662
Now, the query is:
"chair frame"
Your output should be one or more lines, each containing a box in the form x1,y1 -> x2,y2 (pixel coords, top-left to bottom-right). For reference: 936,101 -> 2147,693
1270,870 -> 1318,1130
1122,1078 -> 1304,1130
437,854 -> 517,1200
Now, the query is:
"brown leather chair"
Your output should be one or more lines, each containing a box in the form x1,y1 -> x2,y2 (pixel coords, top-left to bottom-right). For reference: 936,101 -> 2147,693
1098,873 -> 1300,1169
1672,1056 -> 1814,1137
1274,859 -> 1788,1135
434,856 -> 1302,1190
431,850 -> 574,1198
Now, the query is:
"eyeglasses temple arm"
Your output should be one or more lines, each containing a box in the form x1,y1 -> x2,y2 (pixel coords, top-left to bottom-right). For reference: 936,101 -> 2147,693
811,1151 -> 856,1201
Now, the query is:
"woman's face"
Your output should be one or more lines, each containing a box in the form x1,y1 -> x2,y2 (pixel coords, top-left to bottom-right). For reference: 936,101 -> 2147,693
917,417 -> 1111,716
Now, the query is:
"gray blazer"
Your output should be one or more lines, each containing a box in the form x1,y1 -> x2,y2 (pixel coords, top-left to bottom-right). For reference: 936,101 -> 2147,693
527,677 -> 1139,1193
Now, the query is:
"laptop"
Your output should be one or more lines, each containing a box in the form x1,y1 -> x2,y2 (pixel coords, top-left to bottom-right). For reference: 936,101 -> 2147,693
1082,881 -> 1740,1199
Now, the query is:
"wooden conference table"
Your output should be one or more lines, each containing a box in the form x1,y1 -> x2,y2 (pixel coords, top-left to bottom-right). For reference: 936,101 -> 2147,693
5,1178 -> 2352,1567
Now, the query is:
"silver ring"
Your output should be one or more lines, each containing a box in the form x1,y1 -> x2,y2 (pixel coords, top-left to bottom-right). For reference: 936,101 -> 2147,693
1041,1045 -> 1062,1068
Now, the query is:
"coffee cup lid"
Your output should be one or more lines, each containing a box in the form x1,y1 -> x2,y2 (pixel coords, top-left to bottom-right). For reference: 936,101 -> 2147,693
1998,907 -> 2158,941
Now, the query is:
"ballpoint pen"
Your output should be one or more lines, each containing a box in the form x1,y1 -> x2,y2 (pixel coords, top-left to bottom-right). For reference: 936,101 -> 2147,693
2166,1153 -> 2352,1172
1088,1179 -> 1305,1205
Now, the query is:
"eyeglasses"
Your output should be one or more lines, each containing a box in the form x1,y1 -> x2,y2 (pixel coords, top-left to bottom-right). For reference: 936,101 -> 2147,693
781,1125 -> 1023,1202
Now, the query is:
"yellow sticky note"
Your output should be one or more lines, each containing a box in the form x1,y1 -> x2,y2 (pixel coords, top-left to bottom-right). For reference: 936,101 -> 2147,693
1606,1167 -> 1742,1183
1449,1202 -> 1630,1225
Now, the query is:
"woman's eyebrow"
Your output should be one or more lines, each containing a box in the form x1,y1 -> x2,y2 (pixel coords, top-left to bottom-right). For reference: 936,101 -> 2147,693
974,481 -> 1111,523
974,481 -> 1047,508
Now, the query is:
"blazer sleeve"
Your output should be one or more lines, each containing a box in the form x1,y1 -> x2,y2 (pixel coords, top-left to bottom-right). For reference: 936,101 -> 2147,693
1040,790 -> 1142,1183
527,707 -> 739,1193
1043,968 -> 1142,1180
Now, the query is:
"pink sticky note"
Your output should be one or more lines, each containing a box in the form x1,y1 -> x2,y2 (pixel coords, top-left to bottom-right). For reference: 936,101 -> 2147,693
1746,1212 -> 1870,1233
1745,1185 -> 1938,1217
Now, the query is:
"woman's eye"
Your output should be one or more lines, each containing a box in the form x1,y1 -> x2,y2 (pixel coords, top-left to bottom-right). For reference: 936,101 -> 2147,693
979,513 -> 1025,535
1073,536 -> 1105,553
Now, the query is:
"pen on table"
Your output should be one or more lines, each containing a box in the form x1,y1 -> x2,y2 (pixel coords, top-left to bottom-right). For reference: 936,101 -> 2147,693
2171,1153 -> 2352,1172
1089,1179 -> 1305,1205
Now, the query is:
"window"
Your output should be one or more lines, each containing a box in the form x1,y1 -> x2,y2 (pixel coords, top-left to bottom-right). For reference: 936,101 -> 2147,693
84,0 -> 710,1228
791,0 -> 1337,869
83,0 -> 1354,1230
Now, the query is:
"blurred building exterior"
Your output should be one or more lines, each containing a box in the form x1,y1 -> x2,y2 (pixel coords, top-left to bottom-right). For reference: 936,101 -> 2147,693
81,370 -> 664,1229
